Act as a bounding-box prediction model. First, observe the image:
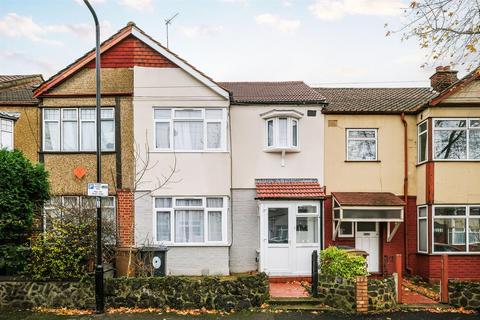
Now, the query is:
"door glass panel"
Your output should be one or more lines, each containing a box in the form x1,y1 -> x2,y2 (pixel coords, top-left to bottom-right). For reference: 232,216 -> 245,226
357,222 -> 377,232
268,208 -> 288,244
296,217 -> 318,243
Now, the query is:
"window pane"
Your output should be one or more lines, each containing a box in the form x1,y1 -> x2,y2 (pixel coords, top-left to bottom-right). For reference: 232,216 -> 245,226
292,120 -> 298,147
63,109 -> 77,120
101,120 -> 115,151
418,207 -> 427,217
434,130 -> 467,159
471,207 -> 480,216
267,120 -> 273,147
101,108 -> 114,119
155,198 -> 172,208
205,109 -> 222,119
1,130 -> 13,150
434,207 -> 466,216
206,198 -> 223,208
469,129 -> 480,159
101,197 -> 115,207
44,121 -> 59,150
62,120 -> 78,151
175,210 -> 204,243
419,219 -> 428,252
44,109 -> 60,120
82,197 -> 96,210
298,205 -> 317,214
419,132 -> 427,162
80,108 -> 96,120
434,218 -> 466,252
296,216 -> 318,243
174,109 -> 202,118
434,120 -> 466,128
278,118 -> 288,147
470,119 -> 480,128
347,140 -> 376,160
154,109 -> 171,119
208,211 -> 222,241
357,222 -> 377,232
207,122 -> 221,149
336,221 -> 353,236
176,198 -> 202,206
343,209 -> 402,220
419,122 -> 427,132
155,122 -> 170,149
174,121 -> 203,150
156,211 -> 171,241
268,208 -> 288,244
81,121 -> 96,151
348,130 -> 375,138
469,218 -> 480,252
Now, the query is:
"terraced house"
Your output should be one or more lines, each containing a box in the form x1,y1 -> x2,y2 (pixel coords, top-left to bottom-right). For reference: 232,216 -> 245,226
9,22 -> 480,281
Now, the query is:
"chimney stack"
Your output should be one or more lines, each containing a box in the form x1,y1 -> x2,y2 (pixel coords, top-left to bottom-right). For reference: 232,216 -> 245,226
430,66 -> 458,92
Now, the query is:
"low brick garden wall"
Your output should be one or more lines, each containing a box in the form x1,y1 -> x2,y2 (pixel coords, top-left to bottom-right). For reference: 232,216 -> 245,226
449,280 -> 480,310
316,275 -> 396,312
0,273 -> 269,311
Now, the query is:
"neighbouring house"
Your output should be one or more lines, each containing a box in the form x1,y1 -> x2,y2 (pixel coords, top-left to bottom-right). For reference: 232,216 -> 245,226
316,65 -> 480,281
0,74 -> 43,161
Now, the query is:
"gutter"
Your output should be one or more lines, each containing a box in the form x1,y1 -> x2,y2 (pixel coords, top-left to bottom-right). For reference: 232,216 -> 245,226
401,113 -> 413,274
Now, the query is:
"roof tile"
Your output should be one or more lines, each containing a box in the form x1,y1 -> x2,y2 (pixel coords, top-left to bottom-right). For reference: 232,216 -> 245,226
332,192 -> 405,206
256,178 -> 325,199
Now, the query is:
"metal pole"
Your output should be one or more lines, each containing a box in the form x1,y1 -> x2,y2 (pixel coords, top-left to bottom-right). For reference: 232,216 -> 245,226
83,0 -> 104,313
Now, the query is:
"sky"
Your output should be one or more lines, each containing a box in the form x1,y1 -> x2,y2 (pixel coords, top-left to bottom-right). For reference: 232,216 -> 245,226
0,0 -> 467,87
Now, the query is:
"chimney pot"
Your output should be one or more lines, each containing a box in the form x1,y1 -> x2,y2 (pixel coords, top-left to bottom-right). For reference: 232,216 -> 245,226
430,66 -> 458,92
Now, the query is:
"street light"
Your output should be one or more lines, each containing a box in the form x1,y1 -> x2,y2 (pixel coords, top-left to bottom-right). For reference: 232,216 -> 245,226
83,0 -> 104,314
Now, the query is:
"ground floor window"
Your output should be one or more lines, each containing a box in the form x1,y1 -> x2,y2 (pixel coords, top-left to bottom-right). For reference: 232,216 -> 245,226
333,208 -> 354,237
154,196 -> 228,244
433,205 -> 480,253
417,206 -> 428,253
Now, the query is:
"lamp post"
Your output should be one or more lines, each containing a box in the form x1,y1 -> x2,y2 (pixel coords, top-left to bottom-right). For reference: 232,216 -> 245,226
83,0 -> 104,313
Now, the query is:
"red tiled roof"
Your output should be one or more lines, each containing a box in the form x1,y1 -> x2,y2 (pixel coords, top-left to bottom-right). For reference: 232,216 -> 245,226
255,179 -> 325,200
332,192 -> 405,207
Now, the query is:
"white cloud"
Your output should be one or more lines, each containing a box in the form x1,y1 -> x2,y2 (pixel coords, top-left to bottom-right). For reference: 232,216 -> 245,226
309,0 -> 406,21
179,25 -> 224,38
220,0 -> 248,4
120,0 -> 153,11
255,13 -> 300,32
0,50 -> 57,75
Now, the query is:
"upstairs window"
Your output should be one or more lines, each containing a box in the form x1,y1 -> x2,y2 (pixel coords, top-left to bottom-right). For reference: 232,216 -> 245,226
154,108 -> 226,151
43,108 -> 115,152
346,129 -> 377,161
433,118 -> 480,160
418,121 -> 428,163
265,117 -> 298,149
0,118 -> 13,150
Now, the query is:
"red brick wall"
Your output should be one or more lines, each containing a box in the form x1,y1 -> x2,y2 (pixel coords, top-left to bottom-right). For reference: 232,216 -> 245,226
414,255 -> 480,280
117,189 -> 134,247
87,35 -> 178,68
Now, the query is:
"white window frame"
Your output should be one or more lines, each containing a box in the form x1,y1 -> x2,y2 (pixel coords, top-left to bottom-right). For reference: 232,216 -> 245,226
0,118 -> 14,150
417,120 -> 428,164
295,203 -> 320,246
153,196 -> 229,246
264,117 -> 299,150
43,107 -> 115,152
432,118 -> 480,161
417,205 -> 428,253
332,198 -> 354,237
432,205 -> 480,254
346,128 -> 378,161
152,108 -> 227,152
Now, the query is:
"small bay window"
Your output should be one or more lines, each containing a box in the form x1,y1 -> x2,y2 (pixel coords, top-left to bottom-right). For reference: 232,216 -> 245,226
433,118 -> 480,160
265,117 -> 298,150
154,196 -> 228,244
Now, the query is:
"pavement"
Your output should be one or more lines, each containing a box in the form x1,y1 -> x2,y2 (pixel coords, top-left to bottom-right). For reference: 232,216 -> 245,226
0,311 -> 478,320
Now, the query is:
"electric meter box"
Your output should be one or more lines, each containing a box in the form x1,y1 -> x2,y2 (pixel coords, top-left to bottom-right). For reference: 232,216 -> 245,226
139,246 -> 168,276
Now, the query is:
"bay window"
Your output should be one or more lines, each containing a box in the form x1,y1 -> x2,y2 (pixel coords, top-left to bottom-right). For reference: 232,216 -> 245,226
433,118 -> 480,160
154,196 -> 228,244
43,108 -> 115,152
433,205 -> 480,253
417,121 -> 428,163
265,117 -> 298,149
346,129 -> 377,161
417,206 -> 428,253
153,108 -> 226,151
0,118 -> 13,150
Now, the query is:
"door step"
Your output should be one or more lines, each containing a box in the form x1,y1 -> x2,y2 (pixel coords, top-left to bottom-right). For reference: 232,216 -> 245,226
269,298 -> 333,312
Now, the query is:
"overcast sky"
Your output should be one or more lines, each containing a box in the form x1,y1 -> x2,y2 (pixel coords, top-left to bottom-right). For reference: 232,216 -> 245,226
0,0 -> 467,87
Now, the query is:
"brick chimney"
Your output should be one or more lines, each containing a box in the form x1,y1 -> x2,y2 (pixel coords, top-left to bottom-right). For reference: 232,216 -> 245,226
430,66 -> 458,92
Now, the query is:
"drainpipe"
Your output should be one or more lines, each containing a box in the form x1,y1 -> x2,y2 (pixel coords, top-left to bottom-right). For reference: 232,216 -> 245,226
401,113 -> 412,274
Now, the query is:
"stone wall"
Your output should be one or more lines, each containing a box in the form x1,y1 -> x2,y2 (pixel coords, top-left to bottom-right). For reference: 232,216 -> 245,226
449,280 -> 480,310
0,273 -> 268,311
367,277 -> 396,311
317,275 -> 356,311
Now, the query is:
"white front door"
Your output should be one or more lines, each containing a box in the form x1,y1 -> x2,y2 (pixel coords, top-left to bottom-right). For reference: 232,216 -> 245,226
260,201 -> 320,276
355,222 -> 380,273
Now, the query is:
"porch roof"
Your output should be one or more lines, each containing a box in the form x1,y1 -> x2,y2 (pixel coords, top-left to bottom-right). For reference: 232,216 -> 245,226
255,178 -> 326,200
332,192 -> 405,207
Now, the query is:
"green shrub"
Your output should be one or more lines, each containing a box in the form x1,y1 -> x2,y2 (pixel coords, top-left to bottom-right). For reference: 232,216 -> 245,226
0,244 -> 30,275
0,149 -> 49,244
320,246 -> 368,279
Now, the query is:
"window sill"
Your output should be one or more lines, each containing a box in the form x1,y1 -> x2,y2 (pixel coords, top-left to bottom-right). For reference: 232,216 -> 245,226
41,151 -> 116,154
151,242 -> 230,247
344,160 -> 380,163
264,147 -> 300,153
429,252 -> 480,255
149,150 -> 229,154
